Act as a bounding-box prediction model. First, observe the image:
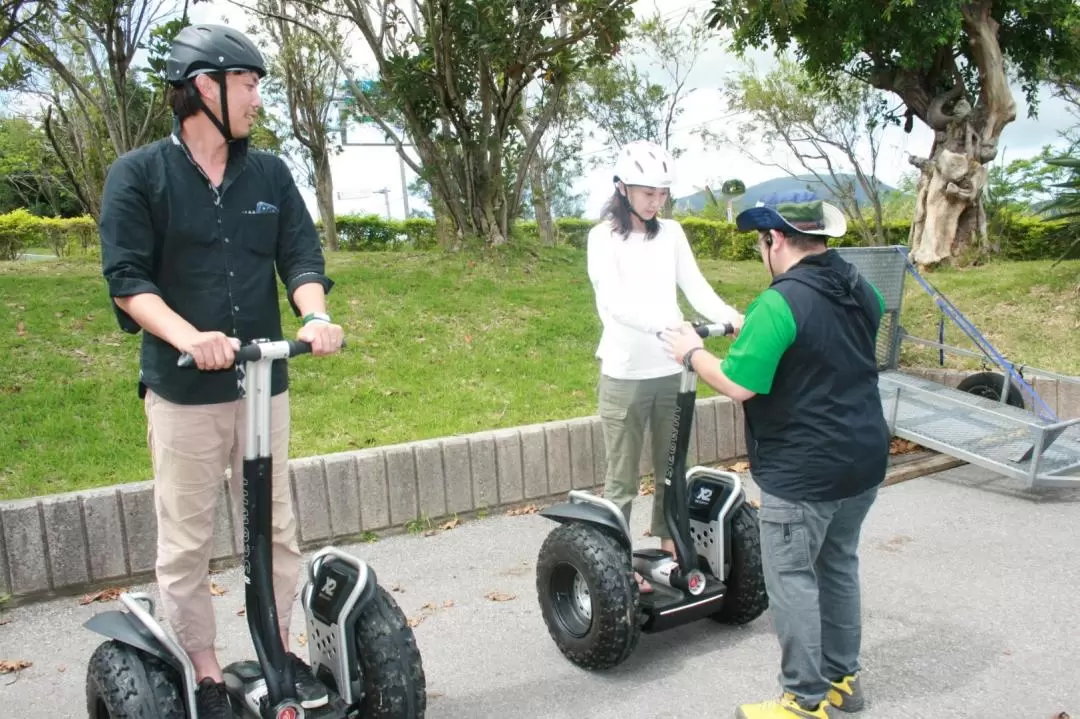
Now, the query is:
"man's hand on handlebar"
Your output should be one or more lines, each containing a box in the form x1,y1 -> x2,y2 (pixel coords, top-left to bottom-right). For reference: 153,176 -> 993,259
297,318 -> 345,356
180,331 -> 241,371
659,323 -> 705,366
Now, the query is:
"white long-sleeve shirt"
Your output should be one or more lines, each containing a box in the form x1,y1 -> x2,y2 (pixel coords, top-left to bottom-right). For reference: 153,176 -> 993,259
587,218 -> 741,380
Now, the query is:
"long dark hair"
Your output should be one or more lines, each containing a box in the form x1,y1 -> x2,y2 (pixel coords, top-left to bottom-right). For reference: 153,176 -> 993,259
600,188 -> 660,240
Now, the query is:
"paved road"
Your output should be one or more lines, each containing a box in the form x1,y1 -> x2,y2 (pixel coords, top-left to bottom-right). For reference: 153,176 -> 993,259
2,465 -> 1078,719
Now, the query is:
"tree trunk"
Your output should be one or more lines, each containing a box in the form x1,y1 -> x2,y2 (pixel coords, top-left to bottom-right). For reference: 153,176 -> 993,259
313,149 -> 337,251
907,2 -> 1015,267
529,157 -> 555,246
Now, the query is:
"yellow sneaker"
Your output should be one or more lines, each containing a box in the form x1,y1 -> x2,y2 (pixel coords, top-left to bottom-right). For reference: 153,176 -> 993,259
735,693 -> 838,719
827,674 -> 865,713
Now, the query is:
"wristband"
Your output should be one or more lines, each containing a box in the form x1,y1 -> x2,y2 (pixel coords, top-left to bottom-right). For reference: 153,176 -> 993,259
683,346 -> 704,370
302,312 -> 331,325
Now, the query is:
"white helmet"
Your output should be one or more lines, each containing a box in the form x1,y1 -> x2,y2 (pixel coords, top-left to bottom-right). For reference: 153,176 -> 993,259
613,140 -> 675,188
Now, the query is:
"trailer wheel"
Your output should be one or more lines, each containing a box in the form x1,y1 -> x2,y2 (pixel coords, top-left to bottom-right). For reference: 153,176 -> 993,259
956,371 -> 1025,409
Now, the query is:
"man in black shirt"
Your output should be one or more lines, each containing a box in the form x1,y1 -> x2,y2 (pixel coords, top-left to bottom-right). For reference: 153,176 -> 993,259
99,23 -> 343,717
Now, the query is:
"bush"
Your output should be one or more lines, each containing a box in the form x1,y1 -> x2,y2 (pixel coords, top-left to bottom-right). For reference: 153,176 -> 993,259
2,209 -> 1076,262
992,211 -> 1077,261
0,210 -> 98,260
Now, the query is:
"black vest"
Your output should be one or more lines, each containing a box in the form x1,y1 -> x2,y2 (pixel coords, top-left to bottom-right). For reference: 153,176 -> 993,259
743,250 -> 890,502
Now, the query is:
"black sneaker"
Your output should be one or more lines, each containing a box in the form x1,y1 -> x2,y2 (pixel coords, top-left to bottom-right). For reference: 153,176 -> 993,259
196,677 -> 234,718
287,652 -> 329,709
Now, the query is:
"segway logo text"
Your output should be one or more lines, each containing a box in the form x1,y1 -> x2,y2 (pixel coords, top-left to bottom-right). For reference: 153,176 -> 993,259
695,486 -> 713,504
319,576 -> 338,601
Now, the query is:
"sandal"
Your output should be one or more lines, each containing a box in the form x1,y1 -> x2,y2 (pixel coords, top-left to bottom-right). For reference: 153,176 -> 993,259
635,572 -> 653,594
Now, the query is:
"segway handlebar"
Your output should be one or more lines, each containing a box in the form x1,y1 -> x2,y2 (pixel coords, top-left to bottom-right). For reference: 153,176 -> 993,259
692,322 -> 734,338
655,321 -> 734,341
177,338 -> 344,368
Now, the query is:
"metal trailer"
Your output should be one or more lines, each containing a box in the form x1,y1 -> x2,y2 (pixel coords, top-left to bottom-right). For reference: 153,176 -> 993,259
835,245 -> 1080,489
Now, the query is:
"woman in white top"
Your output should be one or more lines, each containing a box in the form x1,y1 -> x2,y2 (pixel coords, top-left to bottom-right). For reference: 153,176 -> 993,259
587,140 -> 744,594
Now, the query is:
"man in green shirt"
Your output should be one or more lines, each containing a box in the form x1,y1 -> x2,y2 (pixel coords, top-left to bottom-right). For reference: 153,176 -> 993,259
662,193 -> 890,719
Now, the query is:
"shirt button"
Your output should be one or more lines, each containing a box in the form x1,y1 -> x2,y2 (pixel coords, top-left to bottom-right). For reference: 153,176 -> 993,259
229,271 -> 235,276
234,305 -> 239,311
224,237 -> 230,243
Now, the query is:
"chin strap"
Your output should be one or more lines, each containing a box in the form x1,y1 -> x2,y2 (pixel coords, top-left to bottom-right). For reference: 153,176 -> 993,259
185,72 -> 234,142
617,187 -> 653,225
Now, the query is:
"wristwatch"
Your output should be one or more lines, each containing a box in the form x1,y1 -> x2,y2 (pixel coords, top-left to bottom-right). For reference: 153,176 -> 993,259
683,346 -> 704,369
302,312 -> 331,325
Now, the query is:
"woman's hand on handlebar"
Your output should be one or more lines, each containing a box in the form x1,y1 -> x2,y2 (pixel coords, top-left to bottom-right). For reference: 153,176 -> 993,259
179,331 -> 241,371
297,318 -> 345,356
729,313 -> 745,337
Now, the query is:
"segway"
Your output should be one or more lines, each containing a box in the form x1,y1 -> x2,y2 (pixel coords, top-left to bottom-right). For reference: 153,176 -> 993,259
535,321 -> 769,670
83,338 -> 426,718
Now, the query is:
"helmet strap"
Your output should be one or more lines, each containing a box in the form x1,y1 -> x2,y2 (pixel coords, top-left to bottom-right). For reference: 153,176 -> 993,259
616,184 -> 659,235
185,72 -> 234,142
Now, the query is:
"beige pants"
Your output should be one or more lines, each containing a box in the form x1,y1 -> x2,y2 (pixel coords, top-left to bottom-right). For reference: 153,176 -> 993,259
144,389 -> 301,654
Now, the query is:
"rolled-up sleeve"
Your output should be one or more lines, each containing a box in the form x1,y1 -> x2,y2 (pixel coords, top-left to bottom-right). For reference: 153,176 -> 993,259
273,158 -> 334,315
99,155 -> 161,334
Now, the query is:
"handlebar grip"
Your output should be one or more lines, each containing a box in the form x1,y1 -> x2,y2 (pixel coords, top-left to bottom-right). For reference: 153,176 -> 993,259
177,339 -> 327,368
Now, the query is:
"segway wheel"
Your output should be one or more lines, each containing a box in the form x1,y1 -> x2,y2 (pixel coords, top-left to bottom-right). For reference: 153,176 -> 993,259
535,522 -> 640,670
85,640 -> 186,718
352,584 -> 427,718
711,503 -> 769,625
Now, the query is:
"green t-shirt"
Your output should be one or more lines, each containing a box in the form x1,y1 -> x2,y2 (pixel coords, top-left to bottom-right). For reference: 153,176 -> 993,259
721,284 -> 886,395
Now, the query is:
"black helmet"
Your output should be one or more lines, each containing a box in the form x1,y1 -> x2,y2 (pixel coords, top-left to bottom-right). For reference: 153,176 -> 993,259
166,24 -> 266,142
166,24 -> 266,85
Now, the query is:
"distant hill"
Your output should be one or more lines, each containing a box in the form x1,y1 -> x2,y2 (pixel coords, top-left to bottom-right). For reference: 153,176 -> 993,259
675,173 -> 897,214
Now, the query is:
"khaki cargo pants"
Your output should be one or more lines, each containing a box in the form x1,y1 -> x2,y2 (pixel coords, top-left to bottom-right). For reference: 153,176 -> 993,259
598,373 -> 681,539
144,388 -> 301,655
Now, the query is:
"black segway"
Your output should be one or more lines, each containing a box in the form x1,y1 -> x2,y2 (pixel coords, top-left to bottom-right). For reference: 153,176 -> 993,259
535,322 -> 769,670
83,338 -> 426,718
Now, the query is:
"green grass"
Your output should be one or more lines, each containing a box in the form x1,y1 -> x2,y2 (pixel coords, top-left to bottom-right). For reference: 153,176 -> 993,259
1,246 -> 1078,501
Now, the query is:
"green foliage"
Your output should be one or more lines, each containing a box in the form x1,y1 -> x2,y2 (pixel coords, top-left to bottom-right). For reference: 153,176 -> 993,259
2,208 -> 1071,263
0,209 -> 97,259
1039,153 -> 1080,262
705,0 -> 1080,117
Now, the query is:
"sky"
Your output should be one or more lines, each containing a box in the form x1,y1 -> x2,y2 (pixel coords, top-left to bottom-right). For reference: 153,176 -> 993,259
147,0 -> 1080,220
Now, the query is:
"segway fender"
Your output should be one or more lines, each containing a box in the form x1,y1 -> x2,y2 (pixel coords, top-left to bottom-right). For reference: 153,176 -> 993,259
540,501 -> 630,548
84,611 -> 178,669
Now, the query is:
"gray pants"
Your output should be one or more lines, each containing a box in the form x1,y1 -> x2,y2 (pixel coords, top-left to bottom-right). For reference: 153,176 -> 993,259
758,485 -> 879,707
597,373 -> 680,538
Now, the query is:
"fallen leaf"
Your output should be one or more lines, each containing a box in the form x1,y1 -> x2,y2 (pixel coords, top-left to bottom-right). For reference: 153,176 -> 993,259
209,582 -> 227,596
440,517 -> 461,531
748,498 -> 761,509
407,615 -> 426,628
889,438 -> 920,455
727,461 -> 750,472
15,321 -> 26,337
236,607 -> 246,616
486,591 -> 516,602
881,535 -> 914,553
391,584 -> 405,593
79,587 -> 126,605
422,602 -> 436,611
56,665 -> 66,673
0,660 -> 31,674
506,504 -> 540,516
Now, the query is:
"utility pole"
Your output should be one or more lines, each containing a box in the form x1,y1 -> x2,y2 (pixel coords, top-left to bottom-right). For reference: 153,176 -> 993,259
374,187 -> 391,220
